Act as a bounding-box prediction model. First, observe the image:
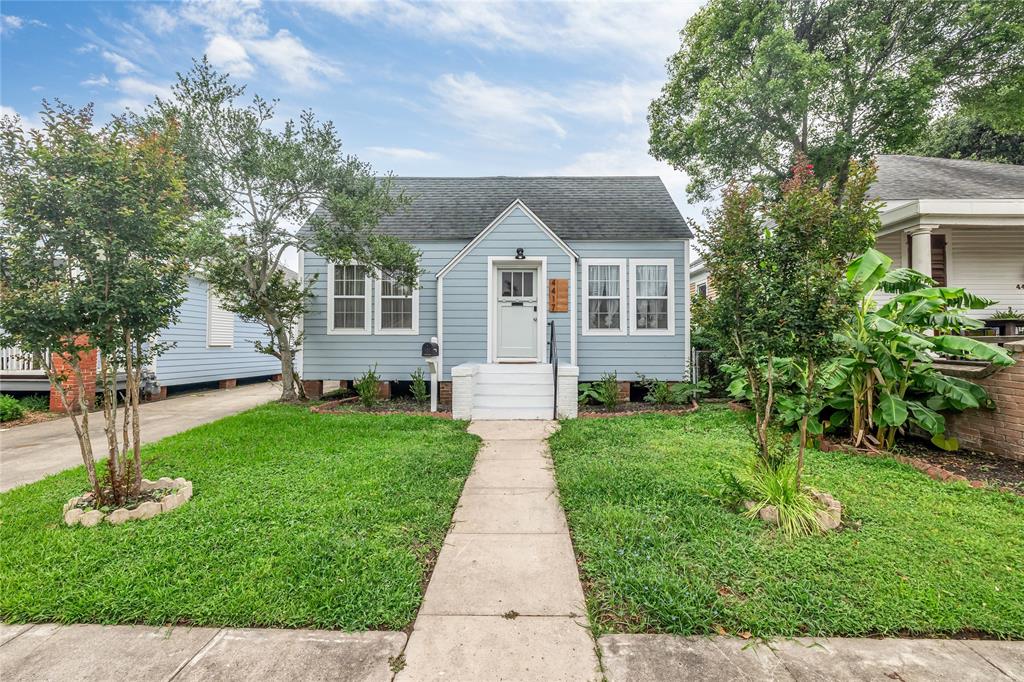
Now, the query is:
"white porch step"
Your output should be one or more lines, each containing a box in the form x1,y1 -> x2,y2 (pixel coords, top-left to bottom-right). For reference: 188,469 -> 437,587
472,406 -> 554,420
474,383 -> 553,398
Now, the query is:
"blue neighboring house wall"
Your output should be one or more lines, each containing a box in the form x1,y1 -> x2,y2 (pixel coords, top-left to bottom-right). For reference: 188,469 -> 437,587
301,177 -> 692,384
154,276 -> 279,387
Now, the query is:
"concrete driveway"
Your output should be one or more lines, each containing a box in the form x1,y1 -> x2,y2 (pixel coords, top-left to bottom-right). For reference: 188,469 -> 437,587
0,381 -> 279,492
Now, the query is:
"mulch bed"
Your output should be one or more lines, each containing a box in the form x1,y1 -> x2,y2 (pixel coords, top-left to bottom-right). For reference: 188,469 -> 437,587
0,410 -> 61,429
311,397 -> 452,418
579,402 -> 699,418
893,441 -> 1024,495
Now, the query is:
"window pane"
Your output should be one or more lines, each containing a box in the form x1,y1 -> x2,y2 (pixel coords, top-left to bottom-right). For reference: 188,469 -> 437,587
335,265 -> 365,296
502,272 -> 512,296
334,298 -> 364,329
381,297 -> 413,329
588,298 -> 620,330
589,265 -> 620,297
636,298 -> 668,329
512,272 -> 522,296
522,272 -> 534,297
636,265 -> 668,297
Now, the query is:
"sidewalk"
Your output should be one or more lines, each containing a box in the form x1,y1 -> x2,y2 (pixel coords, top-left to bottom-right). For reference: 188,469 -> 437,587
0,381 -> 279,492
397,420 -> 602,681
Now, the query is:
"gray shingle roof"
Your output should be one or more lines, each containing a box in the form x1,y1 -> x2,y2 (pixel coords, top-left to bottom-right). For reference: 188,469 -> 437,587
871,155 -> 1024,200
308,176 -> 691,241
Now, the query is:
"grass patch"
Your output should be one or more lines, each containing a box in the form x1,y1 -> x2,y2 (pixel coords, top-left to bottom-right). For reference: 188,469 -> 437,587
0,403 -> 478,630
549,406 -> 1024,638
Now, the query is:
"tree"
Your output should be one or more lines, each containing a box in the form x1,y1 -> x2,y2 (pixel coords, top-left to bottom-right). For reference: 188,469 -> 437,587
0,102 -> 191,505
156,59 -> 420,401
695,160 -> 877,487
908,112 -> 1024,166
649,0 -> 1024,201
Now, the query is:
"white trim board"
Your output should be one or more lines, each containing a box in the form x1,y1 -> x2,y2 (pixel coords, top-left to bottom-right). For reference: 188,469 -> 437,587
486,256 -> 548,364
629,258 -> 676,336
436,199 -> 579,280
373,269 -> 420,335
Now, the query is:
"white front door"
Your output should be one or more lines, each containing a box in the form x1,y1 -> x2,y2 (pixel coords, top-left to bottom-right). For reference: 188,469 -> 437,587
496,267 -> 539,360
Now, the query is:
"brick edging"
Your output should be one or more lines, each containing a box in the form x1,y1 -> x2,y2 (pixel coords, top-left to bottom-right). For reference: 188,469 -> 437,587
842,447 -> 1018,496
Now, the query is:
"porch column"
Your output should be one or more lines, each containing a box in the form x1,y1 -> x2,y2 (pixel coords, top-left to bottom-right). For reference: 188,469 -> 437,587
907,225 -> 937,278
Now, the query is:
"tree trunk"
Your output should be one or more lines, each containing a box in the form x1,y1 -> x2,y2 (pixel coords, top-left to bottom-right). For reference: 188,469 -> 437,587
126,335 -> 143,497
46,353 -> 102,500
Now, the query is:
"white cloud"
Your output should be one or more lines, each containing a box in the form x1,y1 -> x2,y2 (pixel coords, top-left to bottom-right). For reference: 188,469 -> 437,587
366,146 -> 441,161
430,73 -> 660,144
0,104 -> 43,131
101,50 -> 141,74
1,15 -> 45,35
137,4 -> 178,35
311,0 -> 698,65
244,29 -> 342,89
81,74 -> 111,88
206,34 -> 255,78
112,77 -> 172,112
181,0 -> 268,39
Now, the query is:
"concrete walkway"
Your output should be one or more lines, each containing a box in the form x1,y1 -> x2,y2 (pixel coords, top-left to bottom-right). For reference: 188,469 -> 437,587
0,381 -> 279,492
0,623 -> 405,681
599,633 -> 1024,681
397,420 -> 602,681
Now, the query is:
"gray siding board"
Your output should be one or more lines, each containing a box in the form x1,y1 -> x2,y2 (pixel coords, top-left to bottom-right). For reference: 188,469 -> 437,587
156,277 -> 279,386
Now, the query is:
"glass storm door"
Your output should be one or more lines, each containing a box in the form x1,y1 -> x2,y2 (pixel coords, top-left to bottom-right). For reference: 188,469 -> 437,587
496,268 -> 538,360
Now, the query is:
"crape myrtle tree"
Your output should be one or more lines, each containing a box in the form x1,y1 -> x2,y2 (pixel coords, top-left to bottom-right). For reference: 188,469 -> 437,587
694,159 -> 877,485
156,59 -> 420,401
649,0 -> 1024,201
0,102 -> 191,505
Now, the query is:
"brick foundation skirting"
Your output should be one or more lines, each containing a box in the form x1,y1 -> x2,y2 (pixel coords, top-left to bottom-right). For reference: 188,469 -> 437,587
302,379 -> 324,400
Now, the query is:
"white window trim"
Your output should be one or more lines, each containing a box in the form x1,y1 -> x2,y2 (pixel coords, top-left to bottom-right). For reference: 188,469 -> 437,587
581,258 -> 627,336
374,269 -> 420,335
327,262 -> 372,335
206,288 -> 234,348
630,258 -> 675,336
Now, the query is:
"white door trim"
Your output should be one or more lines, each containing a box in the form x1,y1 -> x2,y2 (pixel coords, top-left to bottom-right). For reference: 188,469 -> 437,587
487,256 -> 547,363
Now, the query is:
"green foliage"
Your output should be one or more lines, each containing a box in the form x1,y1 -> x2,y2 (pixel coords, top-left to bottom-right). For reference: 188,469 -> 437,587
639,375 -> 710,405
549,408 -> 1024,638
18,395 -> 49,412
649,0 -> 1024,201
990,307 -> 1024,321
739,460 -> 823,538
831,248 -> 1014,450
0,101 -> 192,504
694,161 -> 878,473
410,368 -> 429,406
155,58 -> 422,400
578,372 -> 620,409
909,112 -> 1024,165
0,403 -> 478,629
354,366 -> 382,408
0,395 -> 25,422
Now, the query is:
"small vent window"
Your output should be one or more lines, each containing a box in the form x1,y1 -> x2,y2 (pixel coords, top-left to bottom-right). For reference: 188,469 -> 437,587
208,290 -> 234,347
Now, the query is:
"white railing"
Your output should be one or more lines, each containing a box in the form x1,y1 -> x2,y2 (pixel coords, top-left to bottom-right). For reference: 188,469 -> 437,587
0,346 -> 49,376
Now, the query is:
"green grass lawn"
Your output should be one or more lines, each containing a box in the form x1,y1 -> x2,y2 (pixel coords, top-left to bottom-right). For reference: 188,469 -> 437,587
549,406 -> 1024,639
0,404 -> 478,630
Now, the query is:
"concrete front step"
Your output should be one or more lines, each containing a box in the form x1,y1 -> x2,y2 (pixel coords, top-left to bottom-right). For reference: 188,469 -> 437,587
471,406 -> 554,420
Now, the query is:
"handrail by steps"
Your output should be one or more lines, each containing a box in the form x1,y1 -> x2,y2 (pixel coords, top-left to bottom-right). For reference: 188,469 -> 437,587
548,320 -> 558,420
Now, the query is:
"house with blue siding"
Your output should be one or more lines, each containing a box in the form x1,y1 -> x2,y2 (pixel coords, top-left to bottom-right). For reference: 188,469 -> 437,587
300,177 -> 692,419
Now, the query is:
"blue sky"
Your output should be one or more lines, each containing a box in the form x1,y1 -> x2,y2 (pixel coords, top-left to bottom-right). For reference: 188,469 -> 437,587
1,0 -> 707,225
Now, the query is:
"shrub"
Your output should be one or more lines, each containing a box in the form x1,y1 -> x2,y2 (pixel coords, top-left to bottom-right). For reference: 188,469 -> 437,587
639,375 -> 711,405
0,395 -> 25,422
354,366 -> 382,408
578,372 -> 620,409
730,459 -> 823,537
410,368 -> 429,406
19,395 -> 49,412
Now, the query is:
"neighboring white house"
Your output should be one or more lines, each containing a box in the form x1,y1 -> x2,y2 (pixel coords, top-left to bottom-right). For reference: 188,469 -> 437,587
870,155 -> 1024,317
688,155 -> 1024,318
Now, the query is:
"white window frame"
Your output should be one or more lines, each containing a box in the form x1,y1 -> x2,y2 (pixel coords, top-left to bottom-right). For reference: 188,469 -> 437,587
374,269 -> 420,335
630,258 -> 675,336
581,258 -> 627,336
696,281 -> 708,297
207,289 -> 234,348
327,262 -> 372,335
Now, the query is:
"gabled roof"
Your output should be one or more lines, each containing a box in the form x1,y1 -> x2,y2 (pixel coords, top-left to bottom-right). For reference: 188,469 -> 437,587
871,155 -> 1024,201
306,176 -> 691,241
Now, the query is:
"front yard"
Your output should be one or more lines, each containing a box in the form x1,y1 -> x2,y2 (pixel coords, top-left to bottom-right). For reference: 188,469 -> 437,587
0,404 -> 478,630
550,406 -> 1024,639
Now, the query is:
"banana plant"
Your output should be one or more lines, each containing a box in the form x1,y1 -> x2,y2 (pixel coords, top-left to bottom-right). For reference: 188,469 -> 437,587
836,248 -> 1014,450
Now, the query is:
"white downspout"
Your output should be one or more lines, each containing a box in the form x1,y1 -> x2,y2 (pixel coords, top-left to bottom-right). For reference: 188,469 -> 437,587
436,276 -> 444,411
683,241 -> 691,381
570,255 -> 578,366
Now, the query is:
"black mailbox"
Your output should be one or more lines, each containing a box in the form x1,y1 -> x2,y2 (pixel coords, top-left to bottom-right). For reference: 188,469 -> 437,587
421,341 -> 439,358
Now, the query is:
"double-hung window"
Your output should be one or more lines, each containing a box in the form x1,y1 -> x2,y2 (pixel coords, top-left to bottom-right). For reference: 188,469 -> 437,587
582,259 -> 627,335
630,259 -> 674,335
328,263 -> 371,334
375,270 -> 419,334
